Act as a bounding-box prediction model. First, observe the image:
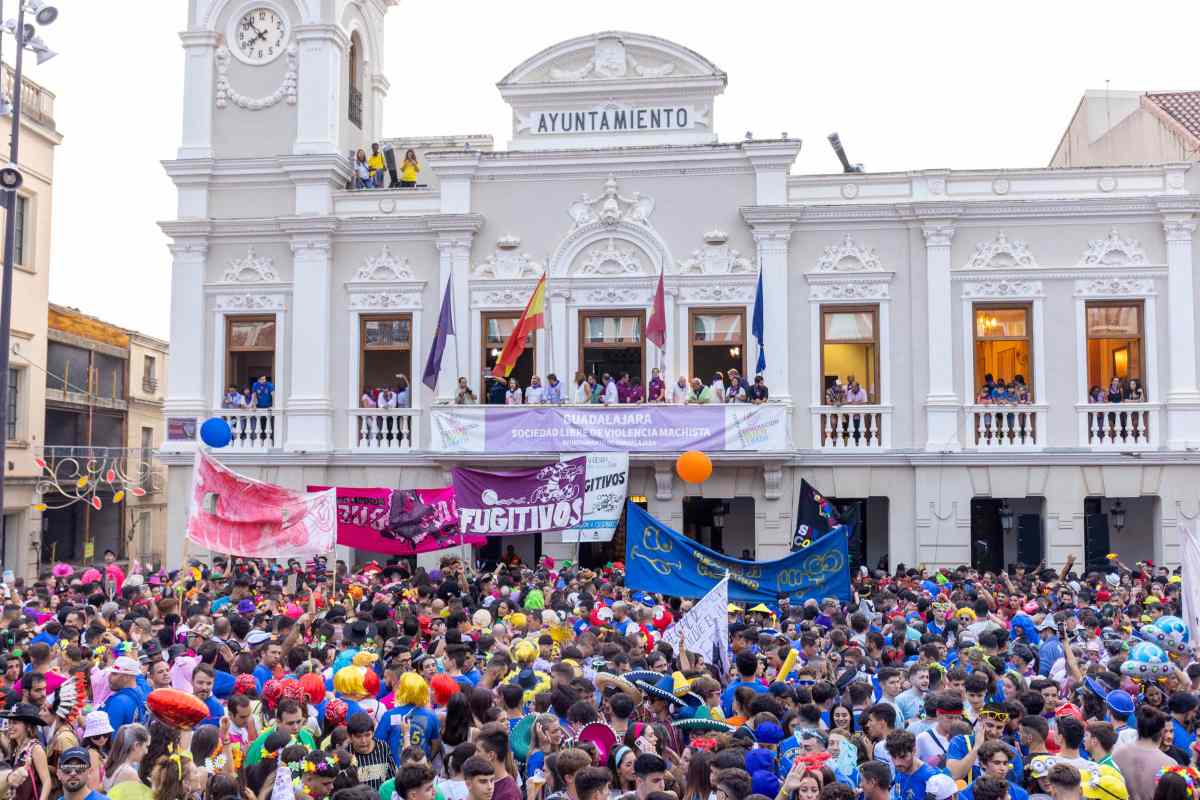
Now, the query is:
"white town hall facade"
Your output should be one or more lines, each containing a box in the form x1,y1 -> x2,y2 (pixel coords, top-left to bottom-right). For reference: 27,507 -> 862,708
154,0 -> 1200,575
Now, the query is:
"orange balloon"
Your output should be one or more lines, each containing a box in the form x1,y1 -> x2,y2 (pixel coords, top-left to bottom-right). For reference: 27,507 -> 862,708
676,450 -> 713,484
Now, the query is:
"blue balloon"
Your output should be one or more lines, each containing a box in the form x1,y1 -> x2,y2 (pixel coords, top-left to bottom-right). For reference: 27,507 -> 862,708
200,416 -> 233,448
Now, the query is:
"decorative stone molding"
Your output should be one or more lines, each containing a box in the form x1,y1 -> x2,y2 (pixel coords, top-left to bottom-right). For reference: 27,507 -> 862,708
763,466 -> 783,500
474,236 -> 544,279
808,282 -> 889,301
921,224 -> 955,248
354,246 -> 414,281
653,462 -> 674,501
215,44 -> 298,110
220,247 -> 279,283
1098,176 -> 1118,193
580,286 -> 651,305
678,230 -> 754,275
1078,228 -> 1147,267
1074,277 -> 1156,297
963,233 -> 1037,269
992,178 -> 1011,195
471,287 -> 535,309
575,238 -> 645,275
349,290 -> 424,310
679,284 -> 755,303
215,293 -> 286,312
290,238 -> 331,256
928,177 -> 946,195
548,36 -> 676,81
961,279 -> 1044,299
567,175 -> 655,231
814,234 -> 882,272
840,183 -> 860,199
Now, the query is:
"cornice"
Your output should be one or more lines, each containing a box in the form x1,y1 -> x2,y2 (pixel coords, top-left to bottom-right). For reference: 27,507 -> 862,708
740,205 -> 800,227
159,220 -> 213,240
742,139 -> 804,171
950,266 -> 1167,282
466,142 -> 755,180
278,153 -> 353,182
179,30 -> 220,48
293,23 -> 351,50
278,216 -> 340,237
426,214 -> 484,235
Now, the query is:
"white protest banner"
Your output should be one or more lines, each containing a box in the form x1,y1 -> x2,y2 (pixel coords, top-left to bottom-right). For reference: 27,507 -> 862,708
661,576 -> 730,676
1182,525 -> 1200,650
271,766 -> 296,800
560,453 -> 629,543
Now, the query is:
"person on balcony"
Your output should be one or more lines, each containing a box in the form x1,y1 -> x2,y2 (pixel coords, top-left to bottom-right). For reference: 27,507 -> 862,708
378,386 -> 398,409
368,143 -> 387,188
353,149 -> 373,189
826,379 -> 845,406
709,371 -> 725,403
572,372 -> 589,403
1127,378 -> 1145,401
505,378 -> 523,405
454,377 -> 477,405
543,374 -> 563,404
1106,378 -> 1124,404
670,375 -> 689,404
724,375 -> 747,403
251,375 -> 274,409
749,374 -> 769,404
686,377 -> 715,404
400,149 -> 421,188
647,368 -> 665,403
524,376 -> 545,404
1088,385 -> 1104,403
395,375 -> 412,408
601,374 -> 619,405
485,376 -> 507,405
360,387 -> 378,409
1012,374 -> 1031,404
617,373 -> 640,404
845,377 -> 868,405
223,386 -> 247,409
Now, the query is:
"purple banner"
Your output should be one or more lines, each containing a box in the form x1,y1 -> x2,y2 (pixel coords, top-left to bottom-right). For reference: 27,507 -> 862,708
452,457 -> 587,536
489,406 -> 725,451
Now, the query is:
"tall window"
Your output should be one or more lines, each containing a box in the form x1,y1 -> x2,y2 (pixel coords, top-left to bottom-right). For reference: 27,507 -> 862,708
143,355 -> 157,391
348,33 -> 363,129
1086,302 -> 1145,398
482,313 -> 535,397
6,368 -> 16,440
690,308 -> 746,381
973,305 -> 1033,399
12,195 -> 27,266
140,426 -> 154,465
360,315 -> 412,399
225,316 -> 276,394
580,312 -> 644,388
820,306 -> 879,402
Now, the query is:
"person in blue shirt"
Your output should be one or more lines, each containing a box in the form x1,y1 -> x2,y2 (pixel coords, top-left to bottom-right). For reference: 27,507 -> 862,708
56,746 -> 108,800
720,651 -> 768,717
957,741 -> 1029,800
376,673 -> 440,767
946,705 -> 1023,783
192,664 -> 224,728
1168,692 -> 1198,755
251,375 -> 275,408
885,730 -> 939,800
100,658 -> 147,732
1035,620 -> 1062,677
250,637 -> 281,691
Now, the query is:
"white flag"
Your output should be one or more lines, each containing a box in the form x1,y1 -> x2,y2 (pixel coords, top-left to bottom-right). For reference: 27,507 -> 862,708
661,577 -> 730,677
1181,525 -> 1200,650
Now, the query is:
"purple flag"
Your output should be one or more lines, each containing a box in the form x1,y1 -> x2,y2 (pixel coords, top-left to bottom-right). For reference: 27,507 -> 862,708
422,277 -> 455,391
452,457 -> 587,536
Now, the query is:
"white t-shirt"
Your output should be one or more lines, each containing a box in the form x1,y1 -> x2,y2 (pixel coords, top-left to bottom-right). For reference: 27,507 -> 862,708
525,384 -> 545,404
670,383 -> 689,403
437,779 -> 469,800
603,380 -> 619,403
915,728 -> 954,768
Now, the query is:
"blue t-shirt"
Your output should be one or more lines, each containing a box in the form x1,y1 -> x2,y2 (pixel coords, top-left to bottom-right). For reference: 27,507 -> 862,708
252,380 -> 274,408
199,695 -> 224,728
721,679 -> 767,717
891,764 -> 939,800
948,735 -> 1024,782
376,704 -> 440,765
57,792 -> 107,800
961,782 -> 1029,800
252,663 -> 273,692
1174,719 -> 1196,754
101,687 -> 146,732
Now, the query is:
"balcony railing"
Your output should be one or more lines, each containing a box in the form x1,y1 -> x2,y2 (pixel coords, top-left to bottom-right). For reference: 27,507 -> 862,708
2,64 -> 54,130
966,404 -> 1046,450
217,409 -> 279,450
350,408 -> 419,451
1078,402 -> 1161,450
142,378 -> 158,394
812,405 -> 892,449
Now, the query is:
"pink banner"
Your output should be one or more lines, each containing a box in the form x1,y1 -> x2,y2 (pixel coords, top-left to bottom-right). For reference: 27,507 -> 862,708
310,485 -> 484,556
188,451 -> 336,558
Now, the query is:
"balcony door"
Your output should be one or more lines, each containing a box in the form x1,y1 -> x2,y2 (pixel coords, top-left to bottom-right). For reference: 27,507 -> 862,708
579,311 -> 645,388
225,316 -> 276,395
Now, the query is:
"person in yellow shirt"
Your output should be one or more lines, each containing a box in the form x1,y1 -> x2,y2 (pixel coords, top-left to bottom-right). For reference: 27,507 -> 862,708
367,143 -> 386,188
401,148 -> 420,187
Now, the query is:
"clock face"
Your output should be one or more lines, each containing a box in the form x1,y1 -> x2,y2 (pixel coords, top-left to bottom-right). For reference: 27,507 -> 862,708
233,7 -> 288,65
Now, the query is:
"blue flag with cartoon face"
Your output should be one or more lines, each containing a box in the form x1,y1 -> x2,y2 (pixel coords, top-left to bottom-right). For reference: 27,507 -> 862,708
623,503 -> 850,604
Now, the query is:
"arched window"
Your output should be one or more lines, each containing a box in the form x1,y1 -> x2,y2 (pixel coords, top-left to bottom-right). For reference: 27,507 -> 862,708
348,32 -> 363,128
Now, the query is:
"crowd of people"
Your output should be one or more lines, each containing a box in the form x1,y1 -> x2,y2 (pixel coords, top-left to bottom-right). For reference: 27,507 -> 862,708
353,144 -> 421,190
360,378 -> 414,411
457,369 -> 770,406
0,549 -> 1195,800
1087,378 -> 1147,405
222,377 -> 276,411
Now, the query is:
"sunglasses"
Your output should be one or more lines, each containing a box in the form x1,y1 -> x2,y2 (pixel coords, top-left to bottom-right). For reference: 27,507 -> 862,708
980,711 -> 1010,722
60,764 -> 88,775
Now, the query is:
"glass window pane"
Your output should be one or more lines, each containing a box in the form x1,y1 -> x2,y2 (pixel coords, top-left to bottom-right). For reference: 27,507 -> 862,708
229,320 -> 275,349
364,318 -> 411,348
1087,305 -> 1140,337
486,318 -> 517,345
823,311 -> 874,341
586,316 -> 642,344
975,308 -> 1028,338
692,314 -> 743,343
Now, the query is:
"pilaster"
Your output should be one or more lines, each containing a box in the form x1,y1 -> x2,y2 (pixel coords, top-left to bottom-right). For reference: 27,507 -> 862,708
921,221 -> 961,451
750,225 -> 792,402
292,24 -> 350,156
160,226 -> 211,453
284,231 -> 335,451
1163,215 -> 1200,448
548,285 -> 570,383
177,31 -> 220,160
742,140 -> 803,205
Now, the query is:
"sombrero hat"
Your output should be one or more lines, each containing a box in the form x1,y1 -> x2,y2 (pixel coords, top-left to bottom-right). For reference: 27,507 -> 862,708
576,722 -> 618,766
673,717 -> 734,734
595,672 -> 642,700
622,670 -> 662,686
511,713 -> 537,762
635,675 -> 686,707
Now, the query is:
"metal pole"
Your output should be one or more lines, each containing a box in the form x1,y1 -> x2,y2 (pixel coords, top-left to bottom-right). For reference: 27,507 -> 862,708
0,2 -> 24,563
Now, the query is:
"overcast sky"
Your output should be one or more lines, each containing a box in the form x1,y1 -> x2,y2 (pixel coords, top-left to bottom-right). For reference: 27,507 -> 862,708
26,0 -> 1200,340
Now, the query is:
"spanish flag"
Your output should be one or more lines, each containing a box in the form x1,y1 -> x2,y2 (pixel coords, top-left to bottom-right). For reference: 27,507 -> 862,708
491,274 -> 547,378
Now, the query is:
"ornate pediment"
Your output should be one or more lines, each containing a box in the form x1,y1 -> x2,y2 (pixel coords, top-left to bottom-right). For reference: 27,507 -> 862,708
814,234 -> 882,272
567,176 -> 655,231
502,32 -> 724,86
354,245 -> 414,281
574,238 -> 645,275
474,236 -> 544,279
678,230 -> 753,275
964,233 -> 1037,269
221,247 -> 279,283
1078,228 -> 1147,267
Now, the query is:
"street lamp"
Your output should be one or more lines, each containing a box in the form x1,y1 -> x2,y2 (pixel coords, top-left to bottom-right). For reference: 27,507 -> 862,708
1110,499 -> 1126,535
0,0 -> 60,553
998,499 -> 1015,533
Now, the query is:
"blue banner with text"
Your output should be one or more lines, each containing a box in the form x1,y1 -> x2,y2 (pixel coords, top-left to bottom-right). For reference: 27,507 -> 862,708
623,503 -> 851,604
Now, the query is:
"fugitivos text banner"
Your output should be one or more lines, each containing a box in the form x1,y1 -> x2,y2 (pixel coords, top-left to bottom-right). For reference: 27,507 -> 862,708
308,485 -> 485,556
452,457 -> 587,537
430,404 -> 790,453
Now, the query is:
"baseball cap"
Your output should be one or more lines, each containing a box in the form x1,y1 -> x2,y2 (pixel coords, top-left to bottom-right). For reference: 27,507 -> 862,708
927,774 -> 959,800
110,656 -> 140,676
59,747 -> 90,767
246,630 -> 272,647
